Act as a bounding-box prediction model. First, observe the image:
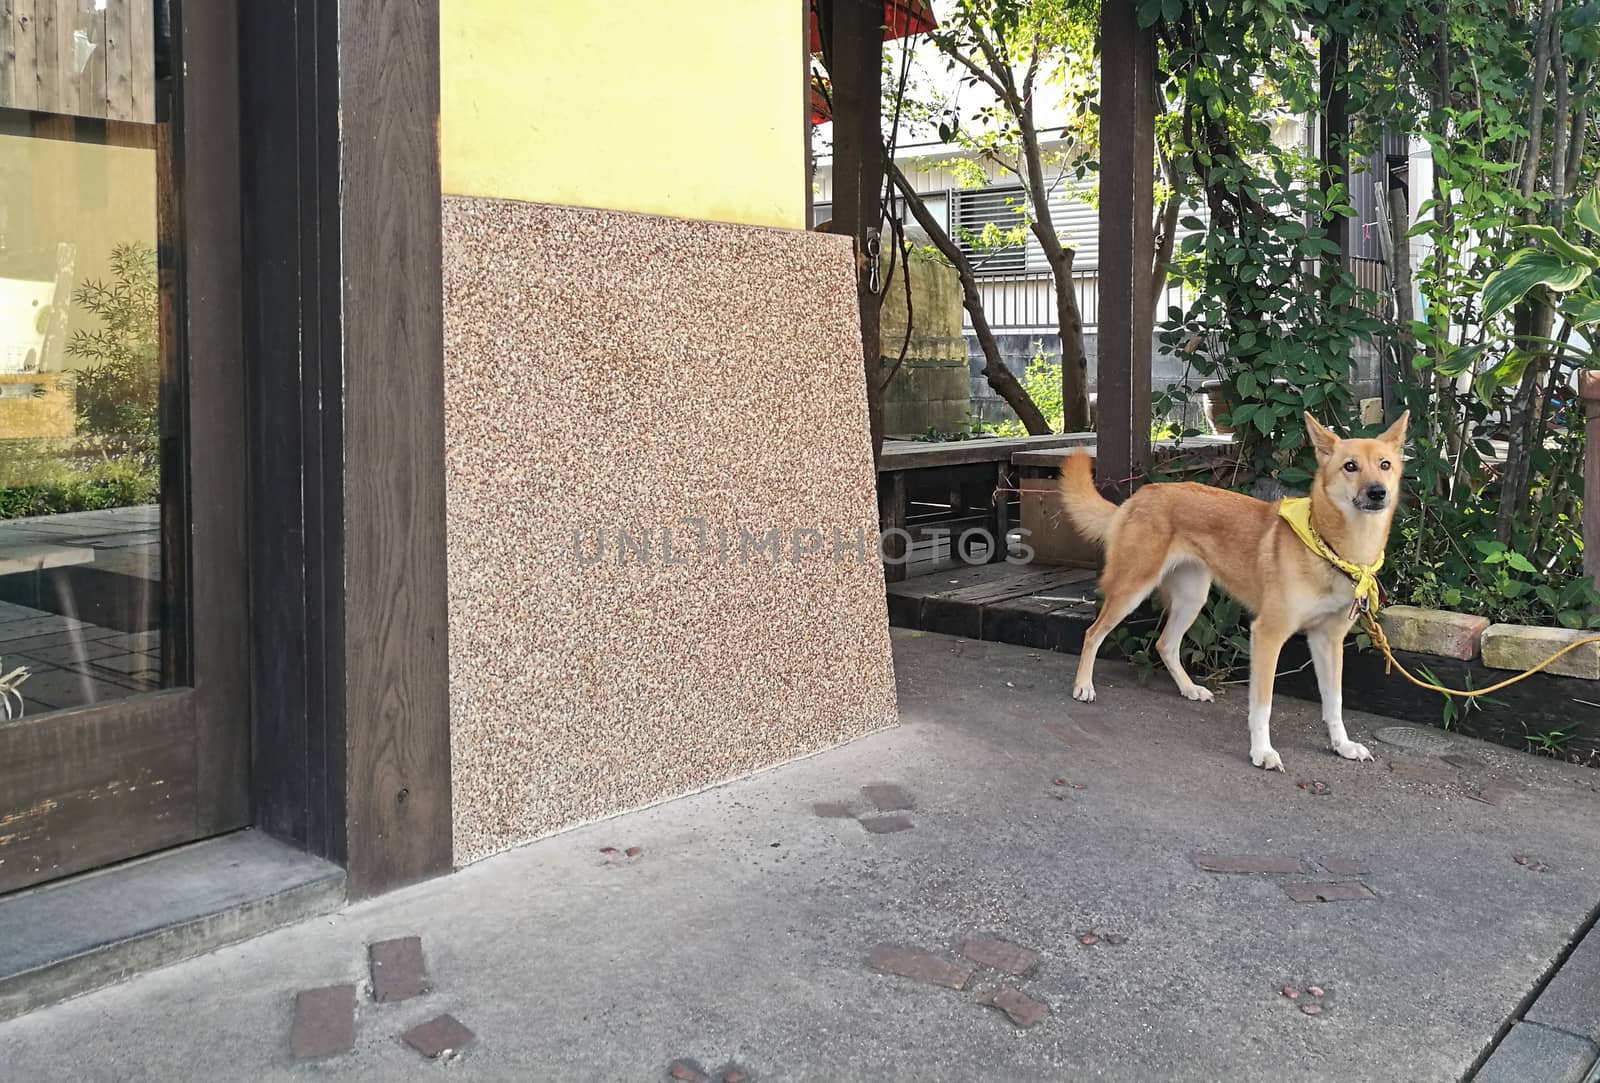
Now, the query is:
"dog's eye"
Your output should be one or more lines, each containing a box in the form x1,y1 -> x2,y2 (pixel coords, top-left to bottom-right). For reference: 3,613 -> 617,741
1380,459 -> 1392,471
1343,461 -> 1358,473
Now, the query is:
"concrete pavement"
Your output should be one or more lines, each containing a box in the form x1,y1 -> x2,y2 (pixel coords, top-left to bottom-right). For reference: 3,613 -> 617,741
6,629 -> 1600,1081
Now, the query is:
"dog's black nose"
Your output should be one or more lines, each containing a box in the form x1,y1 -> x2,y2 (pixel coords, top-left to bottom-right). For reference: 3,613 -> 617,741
1364,485 -> 1387,504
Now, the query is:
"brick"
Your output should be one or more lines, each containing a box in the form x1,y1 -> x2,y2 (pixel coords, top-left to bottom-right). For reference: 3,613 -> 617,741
866,945 -> 974,989
1191,853 -> 1304,874
1481,624 -> 1600,680
289,984 -> 355,1060
1320,856 -> 1368,877
861,783 -> 915,812
1283,882 -> 1378,903
368,936 -> 427,1003
401,1013 -> 475,1059
957,934 -> 1040,976
1388,760 -> 1459,786
1377,606 -> 1490,660
980,986 -> 1050,1027
859,814 -> 914,834
1475,1022 -> 1597,1083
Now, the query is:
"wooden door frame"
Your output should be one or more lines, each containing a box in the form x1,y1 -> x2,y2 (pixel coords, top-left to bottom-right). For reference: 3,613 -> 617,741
0,0 -> 251,894
238,0 -> 452,899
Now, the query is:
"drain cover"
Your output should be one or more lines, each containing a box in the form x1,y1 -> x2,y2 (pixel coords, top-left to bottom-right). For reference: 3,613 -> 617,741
1373,726 -> 1456,755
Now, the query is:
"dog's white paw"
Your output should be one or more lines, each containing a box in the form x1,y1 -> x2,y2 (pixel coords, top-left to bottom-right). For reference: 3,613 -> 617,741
1334,740 -> 1373,762
1251,748 -> 1284,772
1182,685 -> 1215,703
1073,683 -> 1096,703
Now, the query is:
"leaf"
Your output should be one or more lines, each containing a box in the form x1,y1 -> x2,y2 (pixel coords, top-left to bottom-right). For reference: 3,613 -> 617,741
1505,552 -> 1538,574
1435,343 -> 1483,378
1559,609 -> 1586,629
1577,187 -> 1600,236
1517,224 -> 1600,268
1482,249 -> 1593,319
1565,288 -> 1600,327
1473,351 -> 1532,402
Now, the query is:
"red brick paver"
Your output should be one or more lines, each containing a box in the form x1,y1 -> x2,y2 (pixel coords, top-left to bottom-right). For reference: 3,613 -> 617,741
957,934 -> 1040,976
866,945 -> 975,989
289,984 -> 355,1060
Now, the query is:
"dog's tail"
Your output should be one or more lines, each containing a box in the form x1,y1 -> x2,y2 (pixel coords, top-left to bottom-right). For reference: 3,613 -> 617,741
1056,450 -> 1116,545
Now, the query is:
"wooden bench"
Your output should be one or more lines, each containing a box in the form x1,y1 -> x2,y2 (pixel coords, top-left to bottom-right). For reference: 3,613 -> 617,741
875,434 -> 1096,581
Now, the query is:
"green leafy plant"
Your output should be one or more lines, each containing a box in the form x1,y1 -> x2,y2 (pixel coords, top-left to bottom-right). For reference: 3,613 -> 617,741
65,242 -> 159,460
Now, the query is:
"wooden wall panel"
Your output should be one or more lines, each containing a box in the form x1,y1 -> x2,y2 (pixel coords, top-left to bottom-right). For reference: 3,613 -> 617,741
0,0 -> 153,122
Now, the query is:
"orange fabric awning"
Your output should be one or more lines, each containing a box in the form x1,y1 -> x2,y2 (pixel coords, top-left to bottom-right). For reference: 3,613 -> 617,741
807,0 -> 937,54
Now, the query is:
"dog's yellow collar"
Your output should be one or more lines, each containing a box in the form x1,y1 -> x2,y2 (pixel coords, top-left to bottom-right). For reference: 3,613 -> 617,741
1277,497 -> 1383,615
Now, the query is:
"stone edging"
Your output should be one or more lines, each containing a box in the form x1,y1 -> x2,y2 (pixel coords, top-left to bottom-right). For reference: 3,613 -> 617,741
1378,606 -> 1600,681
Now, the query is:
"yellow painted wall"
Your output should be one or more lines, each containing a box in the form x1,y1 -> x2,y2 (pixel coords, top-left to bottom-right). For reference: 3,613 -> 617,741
441,1 -> 805,230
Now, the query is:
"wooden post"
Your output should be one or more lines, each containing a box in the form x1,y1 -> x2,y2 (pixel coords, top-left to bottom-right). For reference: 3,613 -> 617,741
820,0 -> 885,462
1582,371 -> 1600,589
1096,0 -> 1156,496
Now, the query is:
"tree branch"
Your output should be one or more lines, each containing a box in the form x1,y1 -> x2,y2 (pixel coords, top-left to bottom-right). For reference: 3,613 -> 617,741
889,160 -> 1052,434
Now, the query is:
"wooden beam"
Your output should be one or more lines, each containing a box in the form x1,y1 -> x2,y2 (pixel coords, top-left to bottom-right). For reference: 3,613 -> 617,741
334,0 -> 451,898
821,0 -> 885,461
238,0 -> 451,899
1582,371 -> 1600,592
1095,0 -> 1156,496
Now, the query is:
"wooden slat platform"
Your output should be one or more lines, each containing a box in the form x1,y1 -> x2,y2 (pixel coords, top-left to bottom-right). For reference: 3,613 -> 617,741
878,433 -> 1096,472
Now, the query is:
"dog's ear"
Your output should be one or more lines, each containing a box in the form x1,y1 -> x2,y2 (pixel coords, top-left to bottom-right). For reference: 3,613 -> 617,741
1304,412 -> 1338,462
1377,409 -> 1410,449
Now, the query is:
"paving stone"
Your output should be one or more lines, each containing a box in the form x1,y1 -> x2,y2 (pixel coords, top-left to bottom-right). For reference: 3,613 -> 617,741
859,814 -> 914,834
812,801 -> 854,818
1475,1022 -> 1598,1083
368,936 -> 428,1003
1320,856 -> 1368,877
980,986 -> 1050,1027
289,984 -> 355,1060
401,1013 -> 475,1059
1377,606 -> 1490,660
861,782 -> 915,812
1388,760 -> 1459,786
1191,853 -> 1304,874
1283,882 -> 1378,903
957,934 -> 1040,976
1526,928 -> 1600,1044
1482,624 -> 1600,680
866,945 -> 974,989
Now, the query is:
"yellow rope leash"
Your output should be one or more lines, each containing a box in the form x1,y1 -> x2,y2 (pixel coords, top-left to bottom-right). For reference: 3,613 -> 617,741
1358,609 -> 1600,699
1277,497 -> 1600,699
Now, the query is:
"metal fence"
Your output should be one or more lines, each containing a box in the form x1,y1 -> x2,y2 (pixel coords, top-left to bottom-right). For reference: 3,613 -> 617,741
969,257 -> 1391,334
967,270 -> 1190,333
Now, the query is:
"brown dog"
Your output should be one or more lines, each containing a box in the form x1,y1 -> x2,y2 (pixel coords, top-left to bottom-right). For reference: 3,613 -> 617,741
1057,411 -> 1409,770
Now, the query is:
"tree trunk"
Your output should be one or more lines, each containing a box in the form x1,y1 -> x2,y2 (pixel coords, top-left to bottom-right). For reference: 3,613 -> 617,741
1150,155 -> 1181,314
890,163 -> 1051,434
1016,103 -> 1091,431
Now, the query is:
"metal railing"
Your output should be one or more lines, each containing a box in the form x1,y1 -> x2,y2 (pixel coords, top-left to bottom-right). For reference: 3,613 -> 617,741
966,270 -> 1190,333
